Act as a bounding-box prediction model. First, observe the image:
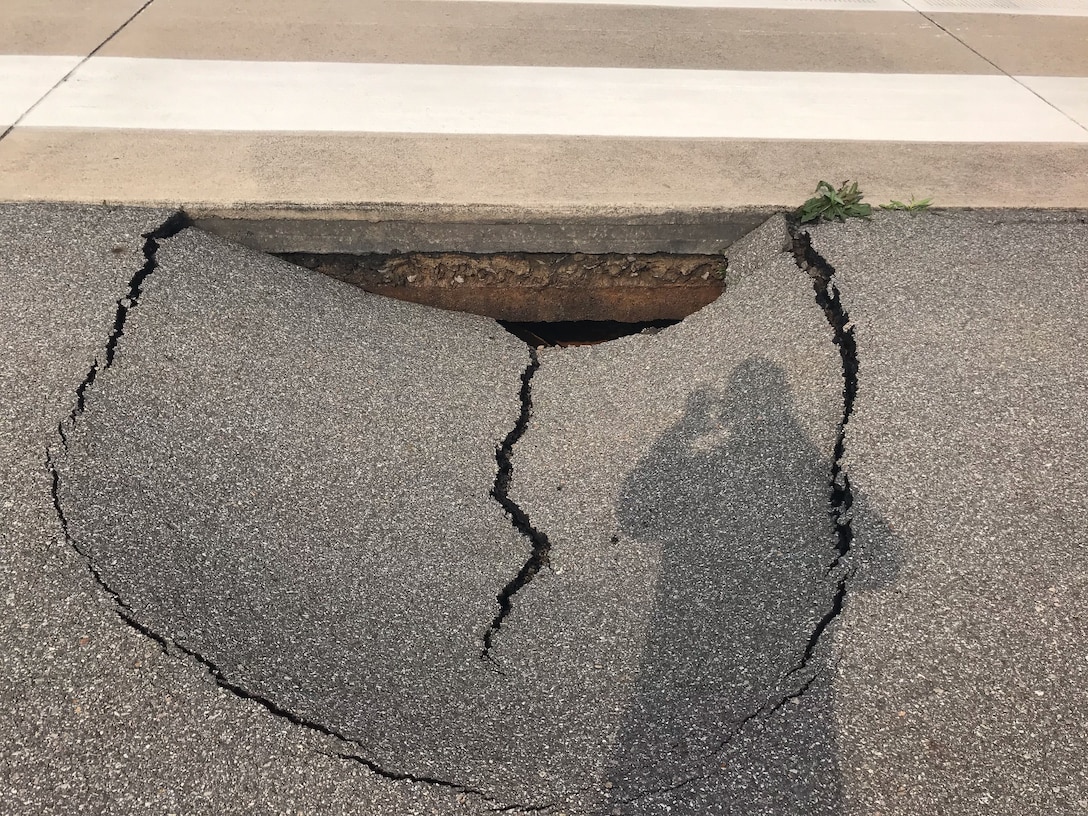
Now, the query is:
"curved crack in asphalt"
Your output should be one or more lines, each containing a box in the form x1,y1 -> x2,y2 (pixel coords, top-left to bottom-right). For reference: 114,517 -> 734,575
789,223 -> 858,668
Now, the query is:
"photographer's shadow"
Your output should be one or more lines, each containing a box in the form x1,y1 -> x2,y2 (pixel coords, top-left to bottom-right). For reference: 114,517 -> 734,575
603,356 -> 898,814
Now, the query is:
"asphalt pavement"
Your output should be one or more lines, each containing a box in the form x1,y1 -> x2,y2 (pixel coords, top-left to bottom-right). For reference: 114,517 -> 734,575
811,210 -> 1088,813
0,205 -> 489,816
1,204 -> 1087,815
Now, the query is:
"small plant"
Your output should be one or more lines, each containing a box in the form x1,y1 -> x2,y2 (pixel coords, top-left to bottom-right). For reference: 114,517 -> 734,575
797,180 -> 872,223
880,195 -> 933,212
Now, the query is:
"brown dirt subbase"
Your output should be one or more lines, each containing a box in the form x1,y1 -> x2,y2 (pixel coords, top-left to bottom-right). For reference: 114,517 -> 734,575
280,251 -> 727,323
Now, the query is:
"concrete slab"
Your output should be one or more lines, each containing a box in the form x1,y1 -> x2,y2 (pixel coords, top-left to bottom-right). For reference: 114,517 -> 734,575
31,61 -> 1083,142
933,13 -> 1088,76
191,205 -> 776,255
2,2 -> 1086,215
98,0 -> 993,74
911,0 -> 1088,12
810,210 -> 1088,815
1018,76 -> 1088,130
0,0 -> 148,56
0,55 -> 80,126
2,130 -> 1087,217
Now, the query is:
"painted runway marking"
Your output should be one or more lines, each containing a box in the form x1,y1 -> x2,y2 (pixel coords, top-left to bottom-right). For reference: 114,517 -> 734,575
19,58 -> 1088,142
908,0 -> 1088,14
1018,76 -> 1088,129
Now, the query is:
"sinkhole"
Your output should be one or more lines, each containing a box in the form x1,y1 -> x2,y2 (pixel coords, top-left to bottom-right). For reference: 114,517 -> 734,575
278,250 -> 728,346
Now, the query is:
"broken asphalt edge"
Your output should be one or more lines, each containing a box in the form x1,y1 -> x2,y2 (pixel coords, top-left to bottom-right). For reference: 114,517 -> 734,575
602,218 -> 862,806
52,203 -> 1088,258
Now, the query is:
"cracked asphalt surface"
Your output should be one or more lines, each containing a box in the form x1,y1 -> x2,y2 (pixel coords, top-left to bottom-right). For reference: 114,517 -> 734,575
501,218 -> 847,813
2,204 -> 1087,815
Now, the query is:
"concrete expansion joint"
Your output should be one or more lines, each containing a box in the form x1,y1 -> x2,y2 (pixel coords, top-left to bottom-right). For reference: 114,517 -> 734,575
481,346 -> 554,665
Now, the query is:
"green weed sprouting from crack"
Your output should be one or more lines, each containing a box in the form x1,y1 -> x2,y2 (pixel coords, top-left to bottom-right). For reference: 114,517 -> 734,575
798,181 -> 935,222
797,180 -> 872,223
879,195 -> 933,212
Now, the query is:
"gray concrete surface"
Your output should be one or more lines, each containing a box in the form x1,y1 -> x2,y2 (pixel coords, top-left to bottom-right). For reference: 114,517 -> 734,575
2,204 -> 1087,815
191,205 -> 776,256
5,0 -> 1088,212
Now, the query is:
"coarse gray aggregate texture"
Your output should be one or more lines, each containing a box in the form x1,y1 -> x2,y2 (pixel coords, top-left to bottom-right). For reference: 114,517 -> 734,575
496,215 -> 857,814
811,210 -> 1088,815
55,227 -> 594,808
1,205 -> 507,815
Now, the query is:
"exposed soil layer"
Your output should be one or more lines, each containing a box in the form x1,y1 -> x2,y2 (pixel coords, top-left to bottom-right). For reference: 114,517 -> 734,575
280,251 -> 726,323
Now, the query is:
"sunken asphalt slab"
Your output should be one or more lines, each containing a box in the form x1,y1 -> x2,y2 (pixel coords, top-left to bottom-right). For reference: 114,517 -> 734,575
1,204 -> 1087,814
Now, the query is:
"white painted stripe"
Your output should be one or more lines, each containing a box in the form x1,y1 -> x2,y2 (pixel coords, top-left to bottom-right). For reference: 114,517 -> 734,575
0,55 -> 82,126
21,57 -> 1088,142
440,0 -> 1088,13
1018,76 -> 1088,129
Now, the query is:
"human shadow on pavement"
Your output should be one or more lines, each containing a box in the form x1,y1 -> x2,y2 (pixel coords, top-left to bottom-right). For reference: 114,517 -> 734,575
601,356 -> 898,815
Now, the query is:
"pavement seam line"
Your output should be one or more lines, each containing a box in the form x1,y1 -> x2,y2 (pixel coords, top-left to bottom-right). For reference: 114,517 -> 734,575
44,213 -> 518,808
900,2 -> 1088,135
614,223 -> 862,805
481,347 -> 553,663
0,0 -> 160,144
